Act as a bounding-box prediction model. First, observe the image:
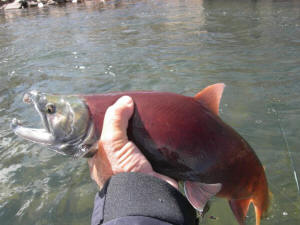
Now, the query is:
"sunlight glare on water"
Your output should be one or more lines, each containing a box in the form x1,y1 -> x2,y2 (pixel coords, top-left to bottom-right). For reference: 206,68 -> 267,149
0,0 -> 300,224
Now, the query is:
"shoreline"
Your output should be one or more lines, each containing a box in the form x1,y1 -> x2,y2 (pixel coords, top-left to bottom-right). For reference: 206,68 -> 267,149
0,0 -> 103,10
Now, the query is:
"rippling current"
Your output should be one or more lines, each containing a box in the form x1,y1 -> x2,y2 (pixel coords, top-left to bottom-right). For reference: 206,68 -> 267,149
0,0 -> 299,224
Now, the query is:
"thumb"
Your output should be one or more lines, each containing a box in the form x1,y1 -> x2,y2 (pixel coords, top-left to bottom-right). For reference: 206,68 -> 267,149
100,96 -> 134,150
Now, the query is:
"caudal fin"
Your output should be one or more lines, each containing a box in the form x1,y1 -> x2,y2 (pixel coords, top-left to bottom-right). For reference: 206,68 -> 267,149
229,198 -> 251,225
229,171 -> 270,225
252,170 -> 270,225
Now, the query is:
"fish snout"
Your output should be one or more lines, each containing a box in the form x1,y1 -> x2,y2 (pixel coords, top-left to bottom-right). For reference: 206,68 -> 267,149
23,90 -> 41,104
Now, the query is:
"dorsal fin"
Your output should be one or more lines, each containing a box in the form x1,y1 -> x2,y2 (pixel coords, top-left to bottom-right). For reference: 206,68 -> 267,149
194,83 -> 225,115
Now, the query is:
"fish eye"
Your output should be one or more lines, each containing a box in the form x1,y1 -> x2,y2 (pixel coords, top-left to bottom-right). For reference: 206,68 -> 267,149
46,103 -> 56,114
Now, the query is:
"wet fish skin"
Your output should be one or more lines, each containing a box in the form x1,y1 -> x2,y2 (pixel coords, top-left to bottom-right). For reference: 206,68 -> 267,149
11,83 -> 269,225
83,84 -> 269,225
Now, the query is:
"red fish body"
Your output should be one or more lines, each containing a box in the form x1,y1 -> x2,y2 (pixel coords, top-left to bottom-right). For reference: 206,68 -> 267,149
83,84 -> 269,225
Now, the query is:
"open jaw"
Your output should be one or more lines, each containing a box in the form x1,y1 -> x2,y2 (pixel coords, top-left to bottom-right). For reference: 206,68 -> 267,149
11,118 -> 55,146
10,91 -> 98,157
11,91 -> 56,147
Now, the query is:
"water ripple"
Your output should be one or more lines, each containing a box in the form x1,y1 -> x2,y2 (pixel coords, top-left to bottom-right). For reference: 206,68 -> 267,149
0,0 -> 300,224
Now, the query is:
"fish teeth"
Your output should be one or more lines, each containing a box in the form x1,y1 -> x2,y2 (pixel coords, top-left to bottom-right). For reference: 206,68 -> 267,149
11,118 -> 22,129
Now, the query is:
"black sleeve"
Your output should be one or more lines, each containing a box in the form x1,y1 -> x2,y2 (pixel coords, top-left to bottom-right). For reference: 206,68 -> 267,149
91,172 -> 197,225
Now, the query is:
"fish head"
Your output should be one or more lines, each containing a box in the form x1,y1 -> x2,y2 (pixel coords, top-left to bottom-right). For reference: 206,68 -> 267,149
11,91 -> 97,157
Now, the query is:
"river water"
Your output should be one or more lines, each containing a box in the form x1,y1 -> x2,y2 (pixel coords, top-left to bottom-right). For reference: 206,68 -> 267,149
0,0 -> 299,224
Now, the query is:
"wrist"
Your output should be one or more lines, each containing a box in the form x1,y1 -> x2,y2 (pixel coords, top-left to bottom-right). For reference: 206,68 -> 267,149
93,172 -> 196,225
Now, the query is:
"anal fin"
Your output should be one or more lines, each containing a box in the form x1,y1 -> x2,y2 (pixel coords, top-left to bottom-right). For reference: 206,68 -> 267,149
229,198 -> 252,225
184,181 -> 222,213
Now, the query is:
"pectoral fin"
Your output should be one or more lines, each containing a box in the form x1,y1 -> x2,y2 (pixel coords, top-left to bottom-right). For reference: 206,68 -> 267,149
184,181 -> 222,212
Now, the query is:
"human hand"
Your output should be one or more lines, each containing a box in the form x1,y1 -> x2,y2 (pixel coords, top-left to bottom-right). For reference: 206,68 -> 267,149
88,96 -> 178,189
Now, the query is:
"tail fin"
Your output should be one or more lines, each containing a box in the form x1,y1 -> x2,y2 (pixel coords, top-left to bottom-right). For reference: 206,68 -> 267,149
229,171 -> 270,225
252,171 -> 270,225
229,198 -> 251,225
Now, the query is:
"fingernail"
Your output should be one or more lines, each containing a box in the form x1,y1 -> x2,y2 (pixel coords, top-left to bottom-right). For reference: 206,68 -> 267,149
117,96 -> 133,106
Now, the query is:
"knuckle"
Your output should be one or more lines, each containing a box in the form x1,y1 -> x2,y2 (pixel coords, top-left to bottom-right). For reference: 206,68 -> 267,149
124,141 -> 136,151
105,105 -> 116,116
100,136 -> 124,152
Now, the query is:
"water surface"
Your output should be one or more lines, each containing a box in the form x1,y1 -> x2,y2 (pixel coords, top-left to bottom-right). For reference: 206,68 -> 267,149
0,0 -> 300,224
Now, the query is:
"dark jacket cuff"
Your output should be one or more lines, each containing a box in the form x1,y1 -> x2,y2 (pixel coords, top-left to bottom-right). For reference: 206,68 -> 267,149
91,172 -> 197,225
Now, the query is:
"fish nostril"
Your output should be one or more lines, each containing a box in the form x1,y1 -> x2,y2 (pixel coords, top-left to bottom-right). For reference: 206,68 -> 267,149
23,90 -> 42,104
23,93 -> 32,104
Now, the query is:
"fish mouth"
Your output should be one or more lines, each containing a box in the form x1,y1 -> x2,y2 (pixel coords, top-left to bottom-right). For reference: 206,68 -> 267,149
11,91 -> 56,147
11,91 -> 98,157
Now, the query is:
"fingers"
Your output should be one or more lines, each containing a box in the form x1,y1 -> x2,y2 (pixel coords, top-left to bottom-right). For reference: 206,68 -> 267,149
91,95 -> 179,190
88,149 -> 113,189
152,172 -> 179,190
100,96 -> 134,150
88,157 -> 95,181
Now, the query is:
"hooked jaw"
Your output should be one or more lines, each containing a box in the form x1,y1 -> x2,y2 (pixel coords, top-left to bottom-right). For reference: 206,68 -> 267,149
11,91 -> 56,148
11,118 -> 55,145
11,90 -> 98,157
